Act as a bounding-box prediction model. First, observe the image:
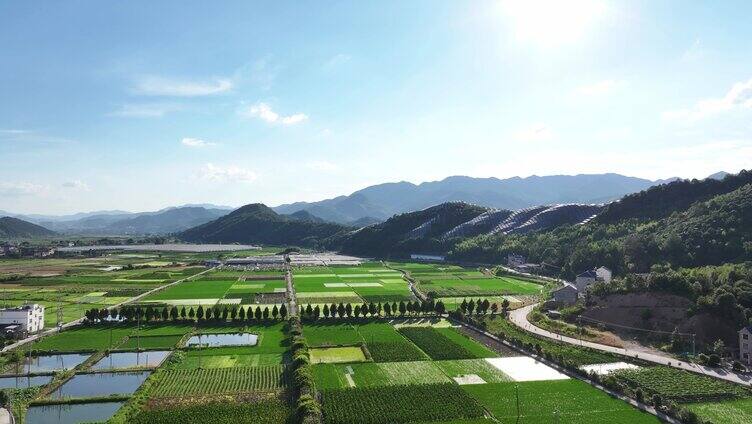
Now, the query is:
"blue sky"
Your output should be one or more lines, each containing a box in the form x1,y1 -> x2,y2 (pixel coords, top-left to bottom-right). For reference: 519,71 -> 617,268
1,0 -> 751,214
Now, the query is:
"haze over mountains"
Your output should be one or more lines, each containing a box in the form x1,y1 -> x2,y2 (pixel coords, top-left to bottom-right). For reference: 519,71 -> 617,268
3,172 -> 731,236
273,173 -> 678,224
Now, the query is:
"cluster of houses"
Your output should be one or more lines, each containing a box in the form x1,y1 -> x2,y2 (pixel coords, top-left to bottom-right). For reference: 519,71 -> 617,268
549,266 -> 613,307
0,243 -> 56,258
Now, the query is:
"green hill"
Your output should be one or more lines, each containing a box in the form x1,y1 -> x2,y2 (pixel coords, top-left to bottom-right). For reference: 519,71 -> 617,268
177,203 -> 349,248
0,216 -> 57,238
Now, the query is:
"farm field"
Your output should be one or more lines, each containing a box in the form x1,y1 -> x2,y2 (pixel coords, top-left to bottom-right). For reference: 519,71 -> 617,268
463,380 -> 661,423
293,263 -> 413,305
149,365 -> 290,397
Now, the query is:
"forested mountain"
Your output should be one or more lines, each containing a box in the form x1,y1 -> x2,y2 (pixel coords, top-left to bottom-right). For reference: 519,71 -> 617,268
451,173 -> 752,276
0,217 -> 56,238
105,207 -> 229,234
274,173 -> 668,224
178,204 -> 349,248
339,203 -> 488,257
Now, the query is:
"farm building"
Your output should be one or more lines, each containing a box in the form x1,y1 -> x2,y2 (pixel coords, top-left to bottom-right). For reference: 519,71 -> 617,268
551,283 -> 578,306
575,266 -> 613,292
0,304 -> 45,334
410,254 -> 445,262
507,253 -> 525,267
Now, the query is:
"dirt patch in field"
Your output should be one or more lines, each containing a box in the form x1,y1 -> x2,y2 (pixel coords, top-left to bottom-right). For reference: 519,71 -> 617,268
582,292 -> 738,349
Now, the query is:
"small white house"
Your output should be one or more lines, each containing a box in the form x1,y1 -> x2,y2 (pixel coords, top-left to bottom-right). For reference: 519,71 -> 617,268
410,254 -> 445,262
551,283 -> 578,306
0,304 -> 45,333
740,327 -> 752,365
596,266 -> 613,283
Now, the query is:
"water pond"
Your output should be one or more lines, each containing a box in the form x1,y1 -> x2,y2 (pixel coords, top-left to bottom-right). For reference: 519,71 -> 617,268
26,401 -> 124,424
48,371 -> 151,399
0,375 -> 53,389
10,353 -> 90,374
186,333 -> 258,347
91,350 -> 170,370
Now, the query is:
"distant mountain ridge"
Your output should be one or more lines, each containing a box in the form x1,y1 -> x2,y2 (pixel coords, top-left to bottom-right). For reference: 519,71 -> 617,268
273,173 -> 675,224
0,217 -> 56,238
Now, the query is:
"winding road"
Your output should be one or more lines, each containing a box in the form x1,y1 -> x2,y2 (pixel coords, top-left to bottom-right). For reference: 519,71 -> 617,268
510,303 -> 752,386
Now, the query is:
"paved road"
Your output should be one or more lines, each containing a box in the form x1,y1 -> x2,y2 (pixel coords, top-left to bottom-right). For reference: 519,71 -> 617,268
1,267 -> 211,353
510,303 -> 752,386
286,269 -> 297,317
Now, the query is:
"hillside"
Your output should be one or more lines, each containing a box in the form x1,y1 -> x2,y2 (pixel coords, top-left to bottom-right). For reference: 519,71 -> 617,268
451,177 -> 752,276
596,169 -> 752,223
0,216 -> 56,238
178,203 -> 349,248
274,173 -> 665,223
106,207 -> 228,234
338,202 -> 602,258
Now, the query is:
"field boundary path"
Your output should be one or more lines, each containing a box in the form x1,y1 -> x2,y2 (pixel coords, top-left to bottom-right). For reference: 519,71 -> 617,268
286,268 -> 297,317
510,303 -> 752,386
385,262 -> 427,302
452,316 -> 681,424
1,267 -> 212,353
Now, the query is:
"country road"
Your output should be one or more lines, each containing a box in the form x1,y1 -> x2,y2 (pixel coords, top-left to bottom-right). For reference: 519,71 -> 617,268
510,303 -> 752,386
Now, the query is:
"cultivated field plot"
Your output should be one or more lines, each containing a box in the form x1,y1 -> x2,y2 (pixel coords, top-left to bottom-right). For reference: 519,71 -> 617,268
686,398 -> 752,424
398,327 -> 494,360
149,365 -> 290,397
463,380 -> 661,423
132,398 -> 293,424
613,366 -> 751,403
293,264 -> 413,304
320,383 -> 486,424
0,265 -> 203,326
310,346 -> 367,364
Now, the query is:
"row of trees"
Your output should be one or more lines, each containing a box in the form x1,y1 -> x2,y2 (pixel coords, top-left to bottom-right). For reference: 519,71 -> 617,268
300,297 -> 509,320
84,304 -> 288,323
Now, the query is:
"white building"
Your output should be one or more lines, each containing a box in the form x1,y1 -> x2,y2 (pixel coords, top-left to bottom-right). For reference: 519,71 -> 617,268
596,266 -> 613,283
740,327 -> 752,365
0,304 -> 45,333
410,254 -> 445,262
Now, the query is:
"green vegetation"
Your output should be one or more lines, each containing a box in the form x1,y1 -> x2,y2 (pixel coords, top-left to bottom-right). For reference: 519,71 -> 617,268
398,327 -> 476,360
434,359 -> 511,383
321,383 -> 485,424
463,380 -> 661,423
474,315 -> 618,366
309,346 -> 366,364
613,366 -> 751,403
685,397 -> 752,424
313,361 -> 450,389
132,398 -> 292,424
150,366 -> 289,397
366,341 -> 427,362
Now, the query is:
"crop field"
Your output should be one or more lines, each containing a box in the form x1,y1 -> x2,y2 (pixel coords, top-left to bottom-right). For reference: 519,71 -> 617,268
150,365 -> 290,397
293,264 -> 414,305
613,366 -> 751,402
686,397 -> 752,424
31,325 -> 135,351
321,383 -> 486,424
176,352 -> 288,369
435,359 -> 512,384
417,276 -> 542,297
132,398 -> 293,424
464,380 -> 661,423
398,327 -> 479,360
309,346 -> 367,364
314,361 -> 451,389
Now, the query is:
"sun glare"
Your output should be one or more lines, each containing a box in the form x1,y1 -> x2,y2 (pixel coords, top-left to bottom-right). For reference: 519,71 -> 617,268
499,0 -> 608,47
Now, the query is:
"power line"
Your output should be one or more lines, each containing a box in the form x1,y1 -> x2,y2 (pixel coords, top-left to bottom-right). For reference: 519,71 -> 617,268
576,315 -> 695,337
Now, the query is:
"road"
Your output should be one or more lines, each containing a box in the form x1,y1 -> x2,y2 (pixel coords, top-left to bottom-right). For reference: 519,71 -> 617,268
385,262 -> 427,302
510,303 -> 752,386
1,267 -> 211,353
286,269 -> 298,316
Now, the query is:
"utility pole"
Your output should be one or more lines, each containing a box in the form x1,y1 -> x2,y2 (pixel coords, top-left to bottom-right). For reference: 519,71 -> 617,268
692,334 -> 696,357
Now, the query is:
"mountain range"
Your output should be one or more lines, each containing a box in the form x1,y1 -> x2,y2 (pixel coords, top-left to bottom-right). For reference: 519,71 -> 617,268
273,173 -> 679,224
0,217 -> 57,238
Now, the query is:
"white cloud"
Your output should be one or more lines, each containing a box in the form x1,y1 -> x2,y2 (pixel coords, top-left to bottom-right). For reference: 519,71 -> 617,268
306,161 -> 340,173
499,0 -> 608,47
513,124 -> 554,142
576,79 -> 622,96
323,54 -> 351,70
0,182 -> 47,197
109,103 -> 181,118
198,163 -> 257,183
134,76 -> 233,97
664,77 -> 752,121
238,102 -> 308,125
61,180 -> 90,191
0,129 -> 32,135
181,137 -> 216,148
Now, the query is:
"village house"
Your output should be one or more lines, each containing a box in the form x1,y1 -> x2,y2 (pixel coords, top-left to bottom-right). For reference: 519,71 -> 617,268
740,326 -> 752,365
